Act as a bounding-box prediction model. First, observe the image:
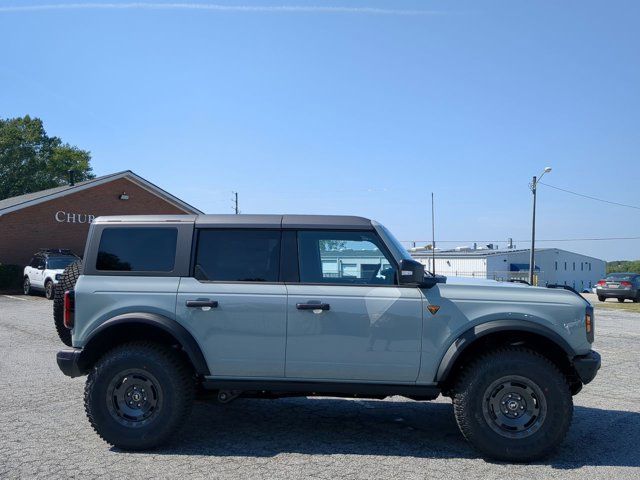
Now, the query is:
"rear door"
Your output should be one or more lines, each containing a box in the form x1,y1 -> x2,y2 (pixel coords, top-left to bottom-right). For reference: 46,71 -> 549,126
176,229 -> 287,378
285,230 -> 423,382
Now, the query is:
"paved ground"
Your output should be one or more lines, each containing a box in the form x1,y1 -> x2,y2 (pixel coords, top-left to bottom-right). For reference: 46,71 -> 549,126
1,294 -> 639,479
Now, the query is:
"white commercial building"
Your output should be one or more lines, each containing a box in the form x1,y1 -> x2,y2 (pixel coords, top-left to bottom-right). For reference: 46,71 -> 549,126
410,247 -> 606,291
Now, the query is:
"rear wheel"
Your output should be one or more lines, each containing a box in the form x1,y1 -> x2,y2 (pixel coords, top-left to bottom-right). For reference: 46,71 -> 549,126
617,298 -> 625,303
23,277 -> 31,295
452,348 -> 572,462
633,293 -> 640,303
84,342 -> 194,450
597,295 -> 605,302
53,260 -> 82,346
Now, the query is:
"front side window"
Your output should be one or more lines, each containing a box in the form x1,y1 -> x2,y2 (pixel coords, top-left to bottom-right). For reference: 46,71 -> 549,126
96,228 -> 177,272
297,230 -> 396,285
194,229 -> 281,282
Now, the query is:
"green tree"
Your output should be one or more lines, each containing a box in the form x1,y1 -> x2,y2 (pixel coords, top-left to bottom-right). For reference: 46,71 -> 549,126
0,115 -> 94,200
607,260 -> 640,274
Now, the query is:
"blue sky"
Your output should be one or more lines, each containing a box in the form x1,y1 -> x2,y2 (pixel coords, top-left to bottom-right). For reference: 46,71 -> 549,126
1,1 -> 639,260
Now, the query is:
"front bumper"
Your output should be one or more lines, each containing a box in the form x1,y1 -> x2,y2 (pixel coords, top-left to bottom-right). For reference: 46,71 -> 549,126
573,350 -> 601,385
56,348 -> 84,378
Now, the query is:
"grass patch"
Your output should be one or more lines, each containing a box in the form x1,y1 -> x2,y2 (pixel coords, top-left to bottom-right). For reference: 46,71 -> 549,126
594,301 -> 640,313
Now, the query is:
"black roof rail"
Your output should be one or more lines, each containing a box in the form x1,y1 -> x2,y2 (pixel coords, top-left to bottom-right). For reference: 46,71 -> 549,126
507,279 -> 530,285
37,248 -> 77,256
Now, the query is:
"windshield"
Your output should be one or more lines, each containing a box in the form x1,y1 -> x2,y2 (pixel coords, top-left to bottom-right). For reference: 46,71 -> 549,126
47,257 -> 76,270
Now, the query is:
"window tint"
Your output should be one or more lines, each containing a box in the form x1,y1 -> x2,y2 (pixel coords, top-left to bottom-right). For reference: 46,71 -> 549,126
297,230 -> 396,285
96,228 -> 177,272
194,229 -> 281,282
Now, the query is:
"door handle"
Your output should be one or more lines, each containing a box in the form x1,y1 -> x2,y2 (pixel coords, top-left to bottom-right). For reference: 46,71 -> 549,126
186,300 -> 219,308
296,302 -> 330,311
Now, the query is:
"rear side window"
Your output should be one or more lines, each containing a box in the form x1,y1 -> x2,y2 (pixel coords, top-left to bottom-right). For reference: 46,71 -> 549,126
194,229 -> 281,282
96,228 -> 178,272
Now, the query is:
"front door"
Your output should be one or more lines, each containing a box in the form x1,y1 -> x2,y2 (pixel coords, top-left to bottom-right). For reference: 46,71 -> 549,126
285,230 -> 423,382
176,229 -> 287,378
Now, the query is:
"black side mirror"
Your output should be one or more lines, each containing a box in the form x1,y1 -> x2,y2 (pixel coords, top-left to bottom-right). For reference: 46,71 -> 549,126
398,259 -> 425,285
398,259 -> 447,288
420,274 -> 447,289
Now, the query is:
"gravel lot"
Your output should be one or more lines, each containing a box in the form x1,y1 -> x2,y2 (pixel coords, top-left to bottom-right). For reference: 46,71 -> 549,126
1,294 -> 639,479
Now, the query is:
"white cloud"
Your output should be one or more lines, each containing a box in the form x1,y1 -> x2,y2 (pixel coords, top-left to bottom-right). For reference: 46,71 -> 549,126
0,2 -> 441,16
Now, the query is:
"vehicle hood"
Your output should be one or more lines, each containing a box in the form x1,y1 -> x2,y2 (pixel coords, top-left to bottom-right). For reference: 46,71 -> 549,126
445,276 -> 529,287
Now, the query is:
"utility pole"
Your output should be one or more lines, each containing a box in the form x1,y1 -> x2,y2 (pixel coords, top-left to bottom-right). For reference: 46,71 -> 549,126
529,167 -> 552,285
231,191 -> 240,214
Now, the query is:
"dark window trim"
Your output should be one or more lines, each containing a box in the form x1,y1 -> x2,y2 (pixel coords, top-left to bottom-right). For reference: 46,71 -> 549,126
280,230 -> 299,282
83,223 -> 192,277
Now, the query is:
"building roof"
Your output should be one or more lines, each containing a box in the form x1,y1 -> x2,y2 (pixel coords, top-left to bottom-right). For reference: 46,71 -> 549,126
0,170 -> 203,216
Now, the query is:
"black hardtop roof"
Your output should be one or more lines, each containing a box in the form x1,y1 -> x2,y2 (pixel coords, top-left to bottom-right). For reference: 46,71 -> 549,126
196,214 -> 373,229
93,214 -> 374,230
36,248 -> 79,257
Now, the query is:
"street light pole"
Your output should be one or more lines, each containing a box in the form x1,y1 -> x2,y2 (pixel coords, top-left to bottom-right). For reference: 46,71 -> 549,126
529,176 -> 537,285
529,167 -> 552,285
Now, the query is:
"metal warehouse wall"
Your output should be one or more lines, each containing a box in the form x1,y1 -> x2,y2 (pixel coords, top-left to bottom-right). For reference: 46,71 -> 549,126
415,256 -> 487,277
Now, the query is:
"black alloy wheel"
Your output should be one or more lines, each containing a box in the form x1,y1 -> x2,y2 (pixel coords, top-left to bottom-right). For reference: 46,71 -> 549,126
482,375 -> 547,439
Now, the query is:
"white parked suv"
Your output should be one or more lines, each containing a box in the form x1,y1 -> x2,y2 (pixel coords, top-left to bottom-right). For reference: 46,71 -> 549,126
23,249 -> 80,299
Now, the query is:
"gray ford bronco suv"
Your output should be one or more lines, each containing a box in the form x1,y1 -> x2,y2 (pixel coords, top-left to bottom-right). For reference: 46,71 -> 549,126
56,214 -> 600,461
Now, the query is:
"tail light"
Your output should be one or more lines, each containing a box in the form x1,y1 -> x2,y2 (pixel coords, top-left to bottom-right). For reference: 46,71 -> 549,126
63,290 -> 75,329
621,281 -> 632,287
597,280 -> 606,286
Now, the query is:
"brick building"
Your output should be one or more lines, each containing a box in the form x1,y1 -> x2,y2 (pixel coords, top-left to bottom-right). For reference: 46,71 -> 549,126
0,170 -> 202,267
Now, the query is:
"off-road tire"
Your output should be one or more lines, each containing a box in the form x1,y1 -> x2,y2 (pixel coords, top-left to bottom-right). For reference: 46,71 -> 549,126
597,295 -> 605,302
452,347 -> 573,462
53,260 -> 82,346
84,342 -> 194,450
23,277 -> 31,295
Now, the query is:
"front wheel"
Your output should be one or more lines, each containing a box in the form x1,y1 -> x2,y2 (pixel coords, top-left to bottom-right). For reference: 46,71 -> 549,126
618,298 -> 625,303
45,280 -> 54,300
23,277 -> 31,295
452,348 -> 573,462
598,295 -> 605,302
84,342 -> 194,450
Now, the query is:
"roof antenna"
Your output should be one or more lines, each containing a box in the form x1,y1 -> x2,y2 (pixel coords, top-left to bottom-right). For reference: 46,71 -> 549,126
431,192 -> 436,275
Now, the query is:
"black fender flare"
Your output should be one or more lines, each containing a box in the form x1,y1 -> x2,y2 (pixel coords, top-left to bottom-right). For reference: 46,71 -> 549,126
435,319 -> 577,383
83,312 -> 210,375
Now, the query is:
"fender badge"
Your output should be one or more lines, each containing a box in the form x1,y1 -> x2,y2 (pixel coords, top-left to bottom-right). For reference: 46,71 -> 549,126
427,305 -> 440,315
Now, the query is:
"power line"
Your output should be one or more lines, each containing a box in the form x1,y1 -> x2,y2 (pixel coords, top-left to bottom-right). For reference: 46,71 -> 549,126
539,182 -> 640,210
